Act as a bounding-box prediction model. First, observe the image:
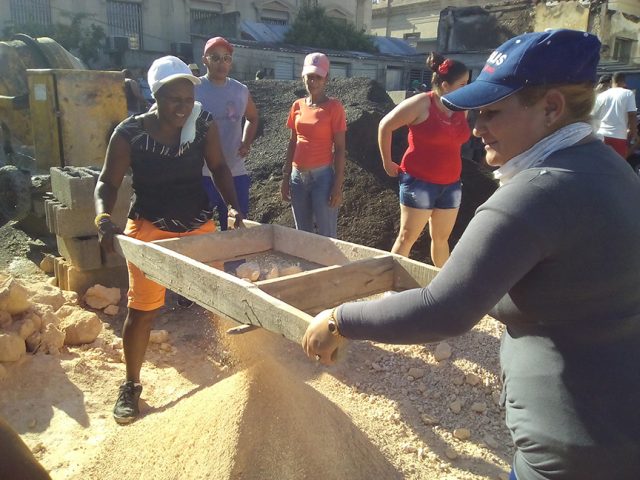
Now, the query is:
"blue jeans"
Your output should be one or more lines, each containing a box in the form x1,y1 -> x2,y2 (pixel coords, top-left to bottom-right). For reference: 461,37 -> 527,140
290,165 -> 337,238
202,174 -> 250,231
398,172 -> 462,210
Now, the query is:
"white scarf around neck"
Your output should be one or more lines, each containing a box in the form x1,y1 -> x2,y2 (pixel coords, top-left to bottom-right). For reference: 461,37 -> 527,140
494,122 -> 593,184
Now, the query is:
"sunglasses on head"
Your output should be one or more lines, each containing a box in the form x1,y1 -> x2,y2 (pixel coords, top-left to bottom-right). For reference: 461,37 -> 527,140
206,54 -> 232,64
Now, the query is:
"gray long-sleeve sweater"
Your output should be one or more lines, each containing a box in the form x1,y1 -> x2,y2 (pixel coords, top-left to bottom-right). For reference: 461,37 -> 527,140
338,140 -> 640,480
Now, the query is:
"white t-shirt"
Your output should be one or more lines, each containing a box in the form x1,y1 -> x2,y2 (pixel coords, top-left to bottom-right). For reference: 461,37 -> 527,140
592,87 -> 637,140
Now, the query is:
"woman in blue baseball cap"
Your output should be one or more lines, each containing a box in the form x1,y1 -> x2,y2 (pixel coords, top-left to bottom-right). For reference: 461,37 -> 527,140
302,29 -> 640,479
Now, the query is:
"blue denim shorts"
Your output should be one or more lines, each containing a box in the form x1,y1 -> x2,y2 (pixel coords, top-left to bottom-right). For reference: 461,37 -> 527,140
398,172 -> 462,210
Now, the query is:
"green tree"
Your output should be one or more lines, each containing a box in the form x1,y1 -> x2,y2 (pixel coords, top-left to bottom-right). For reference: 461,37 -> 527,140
3,13 -> 106,67
284,6 -> 377,53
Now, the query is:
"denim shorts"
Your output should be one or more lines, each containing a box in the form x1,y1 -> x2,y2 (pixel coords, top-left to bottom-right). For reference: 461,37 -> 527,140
398,172 -> 462,210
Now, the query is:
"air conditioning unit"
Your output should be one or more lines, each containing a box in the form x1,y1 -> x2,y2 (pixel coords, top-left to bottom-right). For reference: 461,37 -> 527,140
171,42 -> 193,60
106,36 -> 130,52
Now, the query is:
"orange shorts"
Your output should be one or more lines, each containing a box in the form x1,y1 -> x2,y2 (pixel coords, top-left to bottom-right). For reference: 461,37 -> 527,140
124,218 -> 216,311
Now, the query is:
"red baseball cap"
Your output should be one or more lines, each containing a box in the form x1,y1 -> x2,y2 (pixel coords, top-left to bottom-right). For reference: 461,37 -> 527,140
204,37 -> 233,55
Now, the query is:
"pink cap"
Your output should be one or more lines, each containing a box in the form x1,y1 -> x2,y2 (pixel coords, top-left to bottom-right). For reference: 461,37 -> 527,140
301,52 -> 330,78
204,37 -> 233,55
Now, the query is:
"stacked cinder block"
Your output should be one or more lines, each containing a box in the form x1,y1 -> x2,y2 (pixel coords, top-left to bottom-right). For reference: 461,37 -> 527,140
45,166 -> 132,294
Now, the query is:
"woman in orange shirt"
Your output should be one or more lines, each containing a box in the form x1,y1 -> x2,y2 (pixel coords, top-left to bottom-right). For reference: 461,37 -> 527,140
280,52 -> 347,238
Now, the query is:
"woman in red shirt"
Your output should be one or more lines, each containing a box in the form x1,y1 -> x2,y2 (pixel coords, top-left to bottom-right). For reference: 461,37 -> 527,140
379,53 -> 470,267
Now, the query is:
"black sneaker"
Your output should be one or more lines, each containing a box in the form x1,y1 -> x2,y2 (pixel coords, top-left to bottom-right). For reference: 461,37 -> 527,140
176,295 -> 194,308
113,381 -> 142,425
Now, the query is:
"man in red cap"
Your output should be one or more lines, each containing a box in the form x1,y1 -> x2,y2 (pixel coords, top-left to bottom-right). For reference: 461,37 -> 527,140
196,37 -> 259,230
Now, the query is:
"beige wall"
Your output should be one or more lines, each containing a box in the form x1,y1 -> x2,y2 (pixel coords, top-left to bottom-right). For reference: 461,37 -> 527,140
533,1 -> 589,32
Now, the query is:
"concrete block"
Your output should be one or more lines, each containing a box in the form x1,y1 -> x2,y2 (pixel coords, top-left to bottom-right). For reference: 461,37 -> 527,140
50,166 -> 132,211
56,235 -> 102,270
46,201 -> 128,237
53,256 -> 128,296
56,235 -> 126,270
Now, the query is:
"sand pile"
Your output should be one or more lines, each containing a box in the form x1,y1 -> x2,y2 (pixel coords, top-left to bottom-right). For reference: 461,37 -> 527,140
80,326 -> 400,480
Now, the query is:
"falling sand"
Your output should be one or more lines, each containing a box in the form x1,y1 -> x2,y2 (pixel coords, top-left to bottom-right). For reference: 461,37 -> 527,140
79,323 -> 400,480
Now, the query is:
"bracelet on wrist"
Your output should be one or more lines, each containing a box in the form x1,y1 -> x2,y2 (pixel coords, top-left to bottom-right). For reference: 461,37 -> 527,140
327,307 -> 343,337
94,213 -> 111,228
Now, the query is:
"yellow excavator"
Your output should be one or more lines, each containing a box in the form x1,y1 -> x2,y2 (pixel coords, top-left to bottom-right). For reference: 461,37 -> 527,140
0,34 -> 127,226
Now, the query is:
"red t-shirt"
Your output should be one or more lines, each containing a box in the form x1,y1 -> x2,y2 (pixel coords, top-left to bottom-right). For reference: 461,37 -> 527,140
287,98 -> 347,170
400,91 -> 470,184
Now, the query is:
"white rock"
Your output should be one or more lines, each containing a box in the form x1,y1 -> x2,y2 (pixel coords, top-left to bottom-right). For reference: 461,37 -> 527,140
39,255 -> 55,274
280,265 -> 302,276
84,284 -> 121,309
103,305 -> 119,316
402,443 -> 417,454
483,434 -> 499,449
149,330 -> 169,344
59,309 -> 103,345
26,283 -> 66,311
0,275 -> 31,315
420,414 -> 439,426
236,262 -> 260,281
434,342 -> 452,361
444,448 -> 459,460
62,290 -> 79,305
471,402 -> 487,413
449,400 -> 462,414
0,333 -> 26,362
160,342 -> 172,352
40,324 -> 65,355
11,315 -> 39,340
264,266 -> 279,279
453,428 -> 471,440
465,373 -> 481,386
408,367 -> 425,379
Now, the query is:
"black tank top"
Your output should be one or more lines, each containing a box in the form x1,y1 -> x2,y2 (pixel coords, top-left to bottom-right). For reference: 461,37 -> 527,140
114,111 -> 213,232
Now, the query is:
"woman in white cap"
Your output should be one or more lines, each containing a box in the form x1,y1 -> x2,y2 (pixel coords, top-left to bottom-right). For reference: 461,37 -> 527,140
94,55 -> 244,425
303,30 -> 640,479
280,52 -> 346,238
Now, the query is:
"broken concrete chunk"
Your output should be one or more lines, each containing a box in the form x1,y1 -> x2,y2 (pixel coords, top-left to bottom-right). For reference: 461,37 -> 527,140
0,333 -> 26,362
26,283 -> 66,311
103,305 -> 119,316
465,373 -> 481,386
236,261 -> 260,281
39,255 -> 55,274
407,367 -> 425,379
59,309 -> 102,345
471,401 -> 487,413
0,275 -> 31,315
449,400 -> 462,414
84,284 -> 121,309
41,324 -> 65,354
434,341 -> 452,361
264,266 -> 279,279
280,265 -> 302,276
453,428 -> 471,441
149,330 -> 169,344
0,310 -> 11,328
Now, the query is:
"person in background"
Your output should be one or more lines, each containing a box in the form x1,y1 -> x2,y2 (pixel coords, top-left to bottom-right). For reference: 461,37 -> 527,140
188,63 -> 200,77
592,71 -> 638,158
280,52 -> 346,238
122,69 -> 148,116
594,74 -> 611,94
255,69 -> 266,80
303,29 -> 640,480
95,56 -> 244,424
379,53 -> 470,267
196,36 -> 259,230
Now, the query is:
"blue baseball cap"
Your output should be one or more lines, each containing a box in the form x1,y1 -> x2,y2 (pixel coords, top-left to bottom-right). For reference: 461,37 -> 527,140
442,29 -> 600,111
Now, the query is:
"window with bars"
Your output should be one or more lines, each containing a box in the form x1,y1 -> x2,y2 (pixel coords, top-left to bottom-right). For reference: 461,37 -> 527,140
191,9 -> 221,35
613,37 -> 633,63
10,0 -> 51,26
107,1 -> 142,50
260,8 -> 289,26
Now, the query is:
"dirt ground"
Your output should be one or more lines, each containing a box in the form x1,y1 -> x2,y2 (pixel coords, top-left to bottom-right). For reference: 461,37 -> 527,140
0,222 -> 513,480
0,78 -> 511,479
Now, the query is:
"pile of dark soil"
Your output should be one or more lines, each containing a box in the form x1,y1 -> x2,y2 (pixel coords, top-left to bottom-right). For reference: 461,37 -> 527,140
245,78 -> 498,262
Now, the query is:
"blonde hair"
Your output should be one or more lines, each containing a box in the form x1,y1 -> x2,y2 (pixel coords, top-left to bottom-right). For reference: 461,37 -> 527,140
517,83 -> 596,122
